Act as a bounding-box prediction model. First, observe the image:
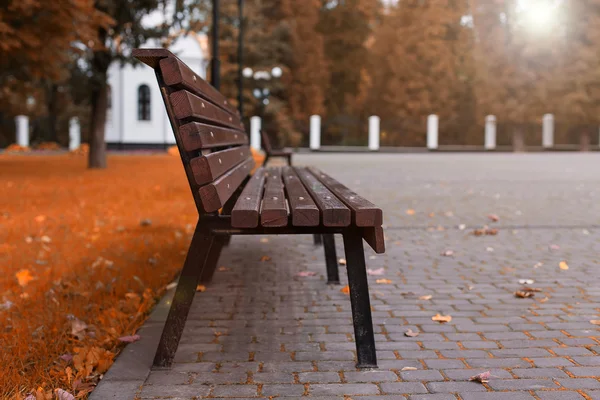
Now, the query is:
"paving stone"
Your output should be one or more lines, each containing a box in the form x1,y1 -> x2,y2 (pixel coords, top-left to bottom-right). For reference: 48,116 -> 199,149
460,393 -> 536,400
557,378 -> 600,389
426,381 -> 488,393
380,382 -> 428,394
211,385 -> 258,397
400,369 -> 444,381
487,379 -> 559,390
309,383 -> 380,395
512,368 -> 569,378
261,384 -> 305,397
298,371 -> 341,383
535,392 -> 586,400
343,370 -> 398,382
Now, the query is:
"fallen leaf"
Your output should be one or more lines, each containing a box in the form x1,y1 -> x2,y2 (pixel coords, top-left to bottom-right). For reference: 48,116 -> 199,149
419,295 -> 433,300
367,268 -> 385,276
486,247 -> 494,252
341,285 -> 350,295
70,318 -> 88,340
559,261 -> 569,270
432,314 -> 452,323
338,258 -> 347,266
60,354 -> 73,363
139,219 -> 152,226
534,262 -> 543,269
520,287 -> 542,293
34,215 -> 46,223
429,212 -> 435,217
441,250 -> 454,257
296,271 -> 317,277
458,224 -> 466,230
590,320 -> 600,325
406,209 -> 416,215
218,266 -> 230,272
260,255 -> 271,262
16,269 -> 34,286
40,235 -> 51,243
404,329 -> 420,337
469,371 -> 491,383
118,334 -> 141,343
549,244 -> 560,250
376,279 -> 393,284
518,279 -> 535,285
196,285 -> 206,292
488,214 -> 499,222
260,237 -> 269,243
55,389 -> 75,400
539,297 -> 549,303
401,366 -> 418,371
515,291 -> 535,298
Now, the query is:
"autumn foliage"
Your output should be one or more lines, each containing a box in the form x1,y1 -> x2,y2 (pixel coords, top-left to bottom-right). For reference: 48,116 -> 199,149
0,154 -> 198,398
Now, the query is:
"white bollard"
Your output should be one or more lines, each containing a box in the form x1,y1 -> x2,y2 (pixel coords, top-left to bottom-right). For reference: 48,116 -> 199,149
15,115 -> 29,147
368,116 -> 380,151
69,117 -> 81,151
250,116 -> 261,151
542,113 -> 554,149
427,114 -> 438,150
310,115 -> 321,151
484,115 -> 497,150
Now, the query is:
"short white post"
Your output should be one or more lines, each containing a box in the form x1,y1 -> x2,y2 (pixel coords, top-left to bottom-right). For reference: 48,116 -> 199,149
542,113 -> 554,149
484,115 -> 497,150
250,116 -> 261,151
310,115 -> 321,151
15,115 -> 29,147
368,116 -> 380,151
69,117 -> 81,151
427,114 -> 438,150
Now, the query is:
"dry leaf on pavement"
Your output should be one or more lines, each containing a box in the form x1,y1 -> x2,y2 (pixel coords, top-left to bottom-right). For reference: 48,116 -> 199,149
338,258 -> 347,265
441,250 -> 454,257
406,209 -> 416,215
367,268 -> 385,276
488,214 -> 499,222
518,279 -> 535,285
196,285 -> 206,292
376,279 -> 393,284
590,320 -> 600,325
341,285 -> 350,295
515,290 -> 535,298
260,255 -> 272,262
432,314 -> 452,323
404,329 -> 420,337
559,261 -> 569,270
419,295 -> 433,300
469,371 -> 491,383
296,271 -> 317,277
401,366 -> 417,371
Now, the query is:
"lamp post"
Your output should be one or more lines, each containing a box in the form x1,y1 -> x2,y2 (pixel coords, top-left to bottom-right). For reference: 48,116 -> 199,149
211,0 -> 220,89
238,0 -> 244,117
242,66 -> 283,119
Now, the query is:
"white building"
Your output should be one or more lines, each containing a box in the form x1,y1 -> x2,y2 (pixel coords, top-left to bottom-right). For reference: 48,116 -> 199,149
105,25 -> 209,148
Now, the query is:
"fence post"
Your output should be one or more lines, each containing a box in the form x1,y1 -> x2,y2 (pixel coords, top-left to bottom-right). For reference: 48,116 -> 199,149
250,116 -> 261,151
484,115 -> 497,150
310,115 -> 321,151
368,116 -> 380,151
542,113 -> 554,149
15,115 -> 29,147
427,114 -> 438,150
69,117 -> 81,151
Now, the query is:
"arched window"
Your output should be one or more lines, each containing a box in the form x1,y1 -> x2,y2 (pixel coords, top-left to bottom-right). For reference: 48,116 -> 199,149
138,84 -> 151,121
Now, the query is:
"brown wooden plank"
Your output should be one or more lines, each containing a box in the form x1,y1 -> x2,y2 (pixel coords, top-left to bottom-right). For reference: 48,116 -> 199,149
362,226 -> 385,254
282,166 -> 319,226
190,146 -> 251,186
179,122 -> 247,151
260,130 -> 273,153
133,48 -> 172,69
260,168 -> 288,227
231,168 -> 266,228
307,167 -> 383,227
159,57 -> 241,120
294,167 -> 350,227
170,90 -> 241,130
199,158 -> 254,213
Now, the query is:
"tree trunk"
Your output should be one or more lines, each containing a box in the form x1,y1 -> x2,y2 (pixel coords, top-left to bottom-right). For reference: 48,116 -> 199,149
580,128 -> 591,152
89,82 -> 108,168
512,125 -> 525,152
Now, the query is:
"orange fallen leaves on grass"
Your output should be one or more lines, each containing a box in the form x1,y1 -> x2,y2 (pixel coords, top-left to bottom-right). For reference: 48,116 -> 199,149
16,269 -> 35,286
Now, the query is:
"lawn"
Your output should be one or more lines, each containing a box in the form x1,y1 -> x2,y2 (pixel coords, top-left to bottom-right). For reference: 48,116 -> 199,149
0,154 -> 203,398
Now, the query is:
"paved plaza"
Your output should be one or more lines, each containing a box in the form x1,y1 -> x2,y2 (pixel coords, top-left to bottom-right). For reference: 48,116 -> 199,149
94,153 -> 600,399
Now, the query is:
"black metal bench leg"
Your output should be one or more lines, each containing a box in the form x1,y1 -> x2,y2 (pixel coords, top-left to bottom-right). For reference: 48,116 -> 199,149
287,154 -> 292,166
200,235 -> 226,283
323,234 -> 340,284
153,222 -> 214,368
313,234 -> 323,246
342,231 -> 378,369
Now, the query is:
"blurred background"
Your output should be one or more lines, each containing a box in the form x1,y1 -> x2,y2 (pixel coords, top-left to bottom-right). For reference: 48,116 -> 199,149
0,0 -> 597,158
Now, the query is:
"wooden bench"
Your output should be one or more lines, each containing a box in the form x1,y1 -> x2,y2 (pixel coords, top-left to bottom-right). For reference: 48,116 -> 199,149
133,49 -> 385,370
261,129 -> 292,166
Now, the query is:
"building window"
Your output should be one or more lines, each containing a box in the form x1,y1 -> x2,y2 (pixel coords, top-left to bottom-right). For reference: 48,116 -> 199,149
138,84 -> 151,121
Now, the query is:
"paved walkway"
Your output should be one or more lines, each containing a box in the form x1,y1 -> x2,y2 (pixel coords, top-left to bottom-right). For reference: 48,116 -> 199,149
94,153 -> 600,399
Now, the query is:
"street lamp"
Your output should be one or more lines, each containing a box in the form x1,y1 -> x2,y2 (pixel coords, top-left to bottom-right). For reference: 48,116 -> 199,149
243,67 -> 283,118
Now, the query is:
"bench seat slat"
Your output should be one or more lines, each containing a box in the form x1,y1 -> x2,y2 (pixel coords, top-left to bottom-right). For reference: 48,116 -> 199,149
362,226 -> 386,254
231,168 -> 266,228
179,122 -> 247,151
199,158 -> 254,213
307,167 -> 383,227
170,90 -> 242,131
159,57 -> 240,118
282,166 -> 319,226
294,167 -> 351,227
190,146 -> 251,186
260,168 -> 288,227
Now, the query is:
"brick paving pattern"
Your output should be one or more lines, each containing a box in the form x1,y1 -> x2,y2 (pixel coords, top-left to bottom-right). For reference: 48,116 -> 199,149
131,154 -> 600,399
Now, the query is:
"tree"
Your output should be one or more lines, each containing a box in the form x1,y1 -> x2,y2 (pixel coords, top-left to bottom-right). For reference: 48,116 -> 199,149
87,0 -> 175,168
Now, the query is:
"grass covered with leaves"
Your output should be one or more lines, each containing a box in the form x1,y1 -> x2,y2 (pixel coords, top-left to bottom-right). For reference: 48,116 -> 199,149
0,154 -> 207,398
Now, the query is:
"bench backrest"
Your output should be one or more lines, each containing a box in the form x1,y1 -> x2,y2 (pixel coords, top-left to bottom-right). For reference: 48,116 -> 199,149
260,129 -> 273,153
133,49 -> 254,214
